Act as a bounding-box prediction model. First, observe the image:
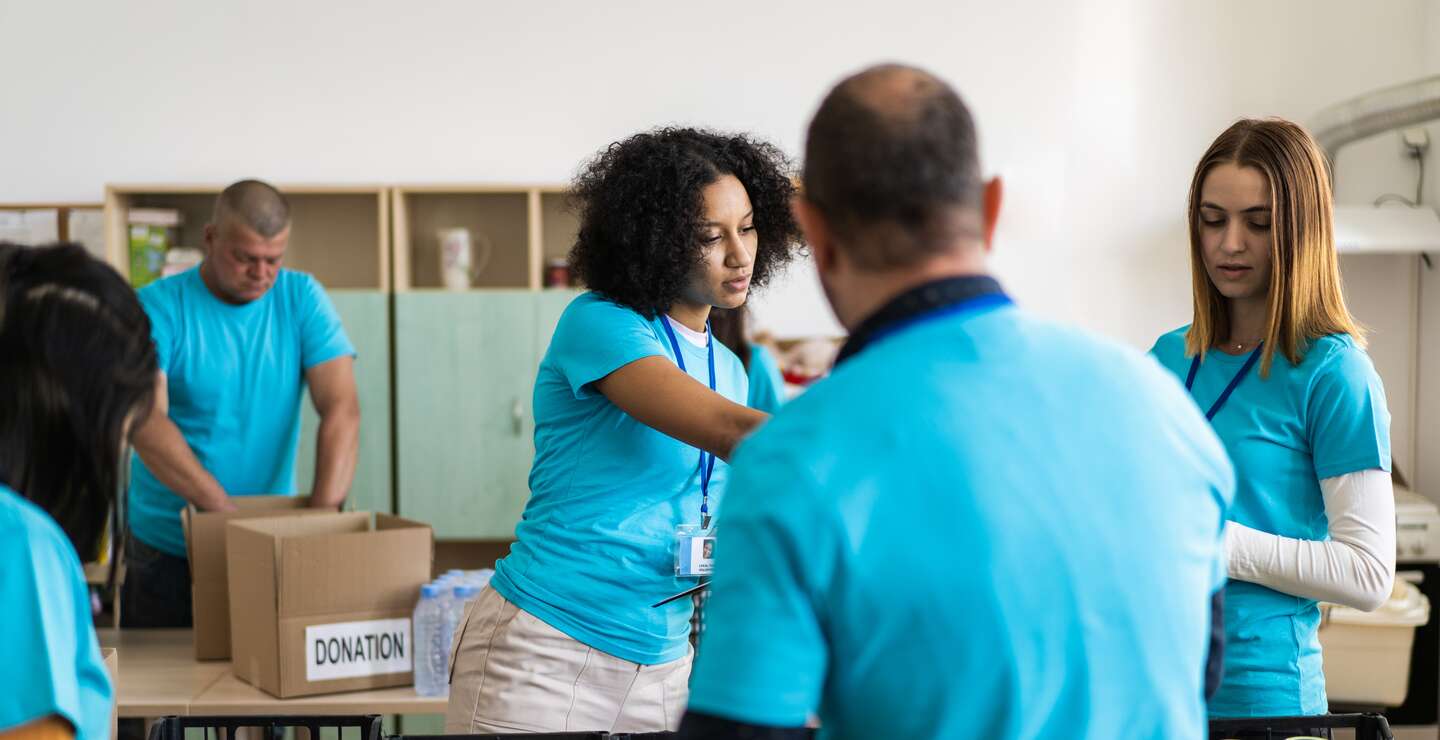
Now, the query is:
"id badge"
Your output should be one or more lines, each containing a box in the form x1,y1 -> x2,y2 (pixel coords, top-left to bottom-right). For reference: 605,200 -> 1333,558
674,524 -> 716,577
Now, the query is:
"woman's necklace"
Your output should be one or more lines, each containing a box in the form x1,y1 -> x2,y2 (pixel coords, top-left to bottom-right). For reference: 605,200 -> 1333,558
1227,337 -> 1263,352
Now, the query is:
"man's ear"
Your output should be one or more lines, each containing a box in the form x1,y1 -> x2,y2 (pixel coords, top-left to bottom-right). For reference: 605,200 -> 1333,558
980,176 -> 1003,252
793,196 -> 835,273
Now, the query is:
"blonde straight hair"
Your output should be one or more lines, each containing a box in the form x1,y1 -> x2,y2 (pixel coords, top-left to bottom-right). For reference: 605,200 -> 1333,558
1185,118 -> 1364,377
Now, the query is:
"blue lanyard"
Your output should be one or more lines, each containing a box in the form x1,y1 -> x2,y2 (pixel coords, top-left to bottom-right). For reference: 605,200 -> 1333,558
1185,343 -> 1263,421
661,317 -> 717,526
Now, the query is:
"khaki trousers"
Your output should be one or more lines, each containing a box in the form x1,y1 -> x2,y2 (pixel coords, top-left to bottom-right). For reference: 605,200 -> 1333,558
444,586 -> 692,734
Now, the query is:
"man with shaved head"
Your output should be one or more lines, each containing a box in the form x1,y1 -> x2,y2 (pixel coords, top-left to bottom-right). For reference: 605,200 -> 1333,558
679,65 -> 1234,738
122,179 -> 360,628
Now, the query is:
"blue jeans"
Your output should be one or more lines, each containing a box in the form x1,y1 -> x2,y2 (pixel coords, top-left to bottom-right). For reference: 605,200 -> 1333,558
119,535 -> 192,628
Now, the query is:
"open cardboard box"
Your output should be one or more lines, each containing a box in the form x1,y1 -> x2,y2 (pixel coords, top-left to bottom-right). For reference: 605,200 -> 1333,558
102,648 -> 117,740
226,512 -> 433,698
182,495 -> 331,660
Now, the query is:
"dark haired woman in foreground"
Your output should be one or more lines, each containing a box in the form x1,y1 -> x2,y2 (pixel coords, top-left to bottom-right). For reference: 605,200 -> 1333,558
0,243 -> 158,740
446,128 -> 802,734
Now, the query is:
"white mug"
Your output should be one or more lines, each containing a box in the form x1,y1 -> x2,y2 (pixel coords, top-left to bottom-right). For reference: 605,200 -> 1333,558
436,227 -> 473,290
435,228 -> 493,290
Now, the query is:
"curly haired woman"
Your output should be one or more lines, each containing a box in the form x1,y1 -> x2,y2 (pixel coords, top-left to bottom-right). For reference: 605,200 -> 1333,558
446,127 -> 803,734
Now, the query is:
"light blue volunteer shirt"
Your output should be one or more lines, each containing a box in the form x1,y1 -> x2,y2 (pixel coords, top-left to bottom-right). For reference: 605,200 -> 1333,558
491,291 -> 748,665
688,295 -> 1235,739
128,267 -> 355,557
0,484 -> 112,740
747,344 -> 786,414
1152,328 -> 1390,717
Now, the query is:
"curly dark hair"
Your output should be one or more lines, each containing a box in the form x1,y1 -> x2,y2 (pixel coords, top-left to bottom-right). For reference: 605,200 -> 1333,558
568,127 -> 803,318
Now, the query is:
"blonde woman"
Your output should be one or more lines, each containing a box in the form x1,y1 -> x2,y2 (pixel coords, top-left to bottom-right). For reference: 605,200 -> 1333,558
1151,118 -> 1395,718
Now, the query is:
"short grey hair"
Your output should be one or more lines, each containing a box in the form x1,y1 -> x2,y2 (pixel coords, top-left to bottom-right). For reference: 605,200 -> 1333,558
213,179 -> 291,238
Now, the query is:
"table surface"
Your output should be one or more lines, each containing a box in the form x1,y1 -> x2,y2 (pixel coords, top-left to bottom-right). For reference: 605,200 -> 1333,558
97,629 -> 447,718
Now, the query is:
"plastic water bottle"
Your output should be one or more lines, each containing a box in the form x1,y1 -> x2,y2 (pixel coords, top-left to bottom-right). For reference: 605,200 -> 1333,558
434,572 -> 457,630
431,577 -> 462,654
412,584 -> 448,697
433,576 -> 456,624
442,570 -> 464,595
451,584 -> 480,642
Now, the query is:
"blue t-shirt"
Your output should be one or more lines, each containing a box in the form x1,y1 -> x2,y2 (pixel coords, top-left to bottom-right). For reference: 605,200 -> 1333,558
0,484 -> 112,740
128,267 -> 355,557
689,303 -> 1234,739
747,344 -> 786,414
491,292 -> 749,665
1151,328 -> 1391,717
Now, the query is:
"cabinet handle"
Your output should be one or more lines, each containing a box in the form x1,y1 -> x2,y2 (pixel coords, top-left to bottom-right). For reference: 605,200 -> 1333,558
511,399 -> 524,436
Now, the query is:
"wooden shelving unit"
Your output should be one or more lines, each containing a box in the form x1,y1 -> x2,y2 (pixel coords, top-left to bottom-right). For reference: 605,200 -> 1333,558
389,184 -> 580,539
90,181 -> 585,539
538,188 -> 578,281
103,184 -> 390,291
391,185 -> 580,292
0,202 -> 105,257
102,183 -> 395,516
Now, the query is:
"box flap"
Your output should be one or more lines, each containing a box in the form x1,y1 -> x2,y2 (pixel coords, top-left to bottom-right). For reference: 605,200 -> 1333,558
225,518 -> 284,694
182,507 -> 195,565
232,495 -> 313,511
184,496 -> 319,660
187,496 -> 314,571
102,648 -> 117,740
278,521 -> 432,618
227,511 -> 369,540
375,513 -> 431,532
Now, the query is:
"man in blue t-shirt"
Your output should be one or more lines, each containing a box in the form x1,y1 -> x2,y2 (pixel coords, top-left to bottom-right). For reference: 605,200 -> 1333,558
680,65 -> 1235,740
122,179 -> 359,628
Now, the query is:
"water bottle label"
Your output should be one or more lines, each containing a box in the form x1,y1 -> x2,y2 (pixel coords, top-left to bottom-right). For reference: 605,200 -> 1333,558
306,618 -> 413,681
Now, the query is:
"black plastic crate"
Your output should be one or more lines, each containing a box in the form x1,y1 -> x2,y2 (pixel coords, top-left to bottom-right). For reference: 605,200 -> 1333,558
146,715 -> 384,740
394,732 -> 678,739
1209,712 -> 1393,740
402,730 -> 807,739
393,735 -> 606,740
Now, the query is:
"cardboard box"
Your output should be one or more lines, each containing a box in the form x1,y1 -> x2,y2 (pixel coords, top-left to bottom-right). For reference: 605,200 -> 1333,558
182,495 -> 330,660
101,648 -> 117,740
226,512 -> 433,698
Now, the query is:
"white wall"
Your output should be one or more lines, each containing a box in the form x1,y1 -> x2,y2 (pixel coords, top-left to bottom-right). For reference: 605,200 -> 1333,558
1,0 -> 1429,344
2,0 -> 1434,483
1411,1 -> 1440,497
3,1 -> 1436,476
1303,1 -> 1440,493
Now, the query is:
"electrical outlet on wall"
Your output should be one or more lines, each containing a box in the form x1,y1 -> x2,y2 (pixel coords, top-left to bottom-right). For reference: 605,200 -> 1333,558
1402,127 -> 1430,156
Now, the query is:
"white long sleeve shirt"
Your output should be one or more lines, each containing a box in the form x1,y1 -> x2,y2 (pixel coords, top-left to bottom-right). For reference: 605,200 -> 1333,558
1224,468 -> 1395,611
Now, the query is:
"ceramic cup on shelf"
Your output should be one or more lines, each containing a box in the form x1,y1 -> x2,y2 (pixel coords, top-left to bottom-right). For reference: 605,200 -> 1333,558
436,227 -> 492,290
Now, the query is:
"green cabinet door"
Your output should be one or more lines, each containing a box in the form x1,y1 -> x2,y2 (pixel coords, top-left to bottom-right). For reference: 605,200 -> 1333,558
536,289 -> 582,347
296,290 -> 393,514
395,291 -> 542,539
